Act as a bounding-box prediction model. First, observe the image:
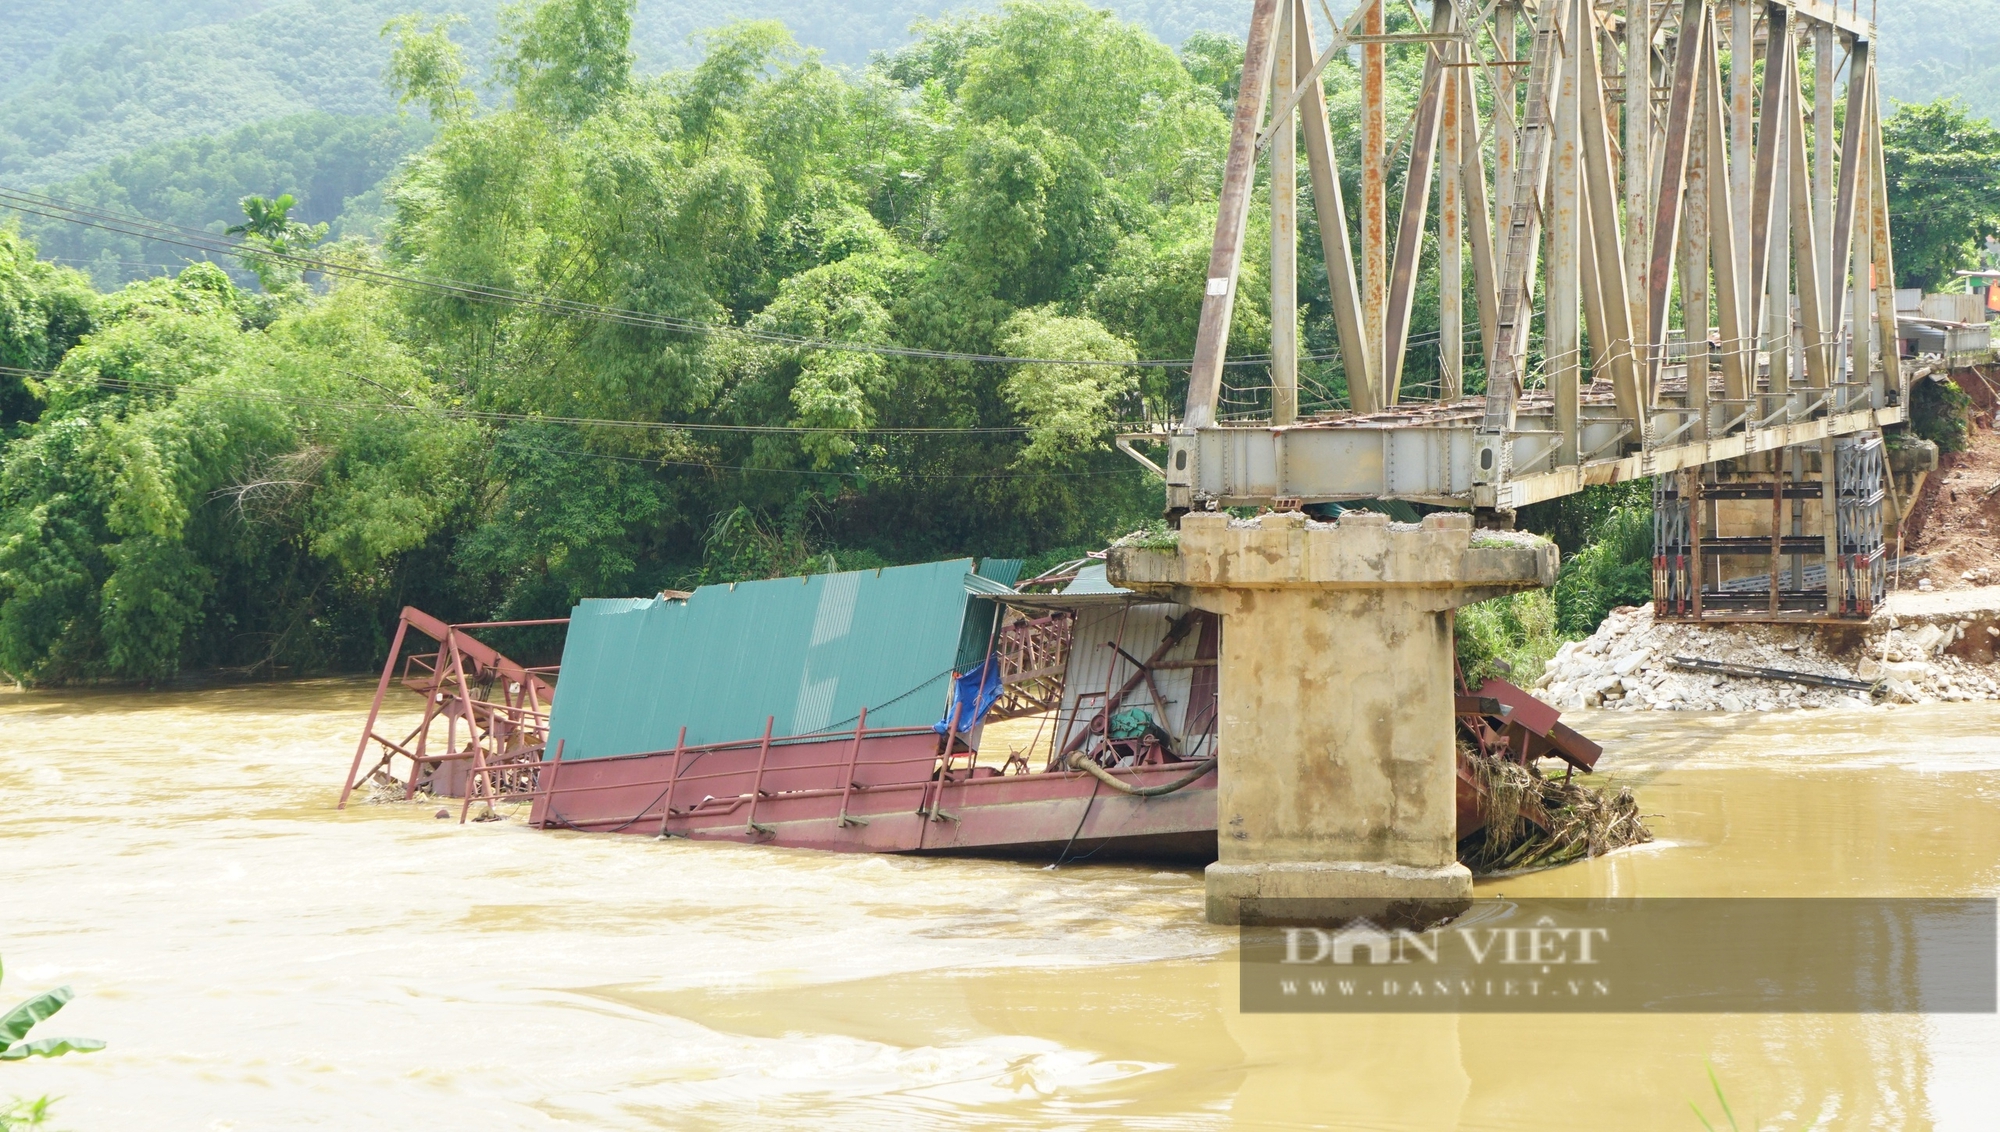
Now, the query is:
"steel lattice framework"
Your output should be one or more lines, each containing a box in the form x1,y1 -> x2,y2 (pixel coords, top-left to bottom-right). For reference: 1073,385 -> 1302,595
1128,0 -> 1904,515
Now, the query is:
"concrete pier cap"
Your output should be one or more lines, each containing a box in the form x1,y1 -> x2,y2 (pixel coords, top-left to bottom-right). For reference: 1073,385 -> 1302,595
1107,509 -> 1557,926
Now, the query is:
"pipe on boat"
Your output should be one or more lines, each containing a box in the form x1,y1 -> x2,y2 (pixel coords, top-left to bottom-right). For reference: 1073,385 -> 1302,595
1066,752 -> 1219,797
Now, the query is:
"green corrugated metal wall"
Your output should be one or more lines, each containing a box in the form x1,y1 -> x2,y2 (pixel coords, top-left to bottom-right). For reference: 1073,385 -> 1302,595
546,559 -> 1018,760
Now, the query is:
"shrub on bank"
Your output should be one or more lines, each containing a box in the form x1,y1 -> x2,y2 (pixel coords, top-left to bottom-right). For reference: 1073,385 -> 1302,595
1911,375 -> 1973,454
1457,501 -> 1654,687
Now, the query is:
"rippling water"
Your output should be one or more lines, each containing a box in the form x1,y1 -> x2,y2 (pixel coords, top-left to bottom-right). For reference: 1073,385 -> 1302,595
2,682 -> 1996,1129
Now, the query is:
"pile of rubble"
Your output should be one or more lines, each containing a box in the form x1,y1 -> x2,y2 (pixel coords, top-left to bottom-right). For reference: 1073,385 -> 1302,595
1533,601 -> 2000,711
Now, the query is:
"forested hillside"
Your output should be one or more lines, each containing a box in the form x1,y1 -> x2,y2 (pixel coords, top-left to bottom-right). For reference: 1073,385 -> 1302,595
1,0 -> 1984,289
0,1 -> 1255,684
1875,0 -> 2000,125
22,113 -> 432,287
0,0 -> 1238,189
1,0 -> 1987,192
0,0 -> 1988,686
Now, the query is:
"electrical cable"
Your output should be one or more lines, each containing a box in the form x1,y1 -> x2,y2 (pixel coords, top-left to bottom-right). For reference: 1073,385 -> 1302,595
0,184 -> 1300,372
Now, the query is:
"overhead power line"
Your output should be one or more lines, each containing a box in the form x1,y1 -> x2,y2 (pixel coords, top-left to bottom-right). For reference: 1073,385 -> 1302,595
0,365 -> 1146,481
0,364 -> 1057,435
0,185 -> 1362,372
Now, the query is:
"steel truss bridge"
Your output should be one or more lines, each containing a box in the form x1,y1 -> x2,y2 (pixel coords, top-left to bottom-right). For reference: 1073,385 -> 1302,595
1122,0 -> 1907,516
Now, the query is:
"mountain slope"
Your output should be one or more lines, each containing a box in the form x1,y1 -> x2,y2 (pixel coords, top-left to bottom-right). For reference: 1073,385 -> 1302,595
21,112 -> 431,285
0,0 -> 1247,186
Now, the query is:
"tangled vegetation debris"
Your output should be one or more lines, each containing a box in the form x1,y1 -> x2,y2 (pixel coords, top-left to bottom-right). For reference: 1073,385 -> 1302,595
1458,751 -> 1653,875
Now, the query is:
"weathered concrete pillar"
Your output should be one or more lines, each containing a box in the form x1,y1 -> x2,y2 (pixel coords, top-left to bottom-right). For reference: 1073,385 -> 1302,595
1108,509 -> 1555,924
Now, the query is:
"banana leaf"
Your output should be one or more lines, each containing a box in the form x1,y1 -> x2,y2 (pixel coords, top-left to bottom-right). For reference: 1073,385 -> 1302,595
0,986 -> 71,1046
2,1036 -> 107,1060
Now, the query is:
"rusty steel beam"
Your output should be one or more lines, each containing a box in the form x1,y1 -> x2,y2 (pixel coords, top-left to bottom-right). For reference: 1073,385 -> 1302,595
1814,22 -> 1837,305
1362,0 -> 1388,406
1493,1 -> 1519,251
1747,4 -> 1790,351
1784,36 -> 1832,389
1295,0 -> 1377,412
1441,58 -> 1464,400
1579,19 -> 1646,428
1458,71 -> 1500,377
1478,0 -> 1567,438
1271,0 -> 1298,424
1864,71 -> 1900,393
1680,15 -> 1711,440
1702,19 -> 1754,402
1729,0 -> 1756,346
1548,0 -> 1583,463
1827,38 -> 1870,379
1182,0 -> 1280,432
1645,0 -> 1707,407
1624,0 -> 1653,394
1382,0 -> 1454,402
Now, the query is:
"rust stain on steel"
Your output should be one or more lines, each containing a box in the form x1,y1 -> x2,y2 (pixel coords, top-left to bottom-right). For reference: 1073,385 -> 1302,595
1183,0 -> 1282,431
1361,0 -> 1387,409
338,606 -> 562,814
1296,0 -> 1377,412
1644,0 -> 1708,407
1381,0 -> 1454,403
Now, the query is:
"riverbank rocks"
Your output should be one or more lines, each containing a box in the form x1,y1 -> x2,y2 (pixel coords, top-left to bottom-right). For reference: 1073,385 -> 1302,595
1532,599 -> 2000,711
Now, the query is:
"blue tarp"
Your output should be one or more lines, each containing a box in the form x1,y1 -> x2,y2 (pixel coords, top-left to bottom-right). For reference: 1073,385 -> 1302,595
934,655 -> 1004,736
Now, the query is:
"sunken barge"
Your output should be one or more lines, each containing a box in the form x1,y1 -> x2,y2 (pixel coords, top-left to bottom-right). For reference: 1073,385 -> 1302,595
338,556 -> 1600,863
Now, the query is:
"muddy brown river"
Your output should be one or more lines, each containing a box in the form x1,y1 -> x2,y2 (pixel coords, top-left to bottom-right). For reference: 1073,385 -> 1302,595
3,680 -> 1996,1129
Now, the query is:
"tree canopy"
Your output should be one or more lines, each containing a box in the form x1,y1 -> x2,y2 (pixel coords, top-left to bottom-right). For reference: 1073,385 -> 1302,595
0,0 -> 1264,683
1883,97 -> 2000,289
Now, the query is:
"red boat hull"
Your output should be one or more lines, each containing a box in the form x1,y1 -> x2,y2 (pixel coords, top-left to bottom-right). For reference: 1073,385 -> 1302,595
529,729 -> 1219,862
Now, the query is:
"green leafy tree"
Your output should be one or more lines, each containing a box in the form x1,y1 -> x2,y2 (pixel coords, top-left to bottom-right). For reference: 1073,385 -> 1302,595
1883,97 -> 2000,289
0,225 -> 96,426
225,194 -> 329,292
382,14 -> 477,125
996,306 -> 1137,464
498,0 -> 635,123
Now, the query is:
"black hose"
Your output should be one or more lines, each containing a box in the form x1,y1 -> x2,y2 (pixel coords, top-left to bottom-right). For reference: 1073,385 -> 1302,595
1066,752 -> 1219,797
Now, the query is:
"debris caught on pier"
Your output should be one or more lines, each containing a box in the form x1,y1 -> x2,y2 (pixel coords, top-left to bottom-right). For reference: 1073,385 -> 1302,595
1452,674 -> 1643,875
1457,753 -> 1653,875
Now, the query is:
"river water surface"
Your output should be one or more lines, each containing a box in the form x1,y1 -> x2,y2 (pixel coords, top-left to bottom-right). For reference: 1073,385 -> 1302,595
3,681 -> 1997,1129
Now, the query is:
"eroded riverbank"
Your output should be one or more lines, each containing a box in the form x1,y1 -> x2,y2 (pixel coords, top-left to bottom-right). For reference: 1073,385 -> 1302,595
2,680 -> 1996,1129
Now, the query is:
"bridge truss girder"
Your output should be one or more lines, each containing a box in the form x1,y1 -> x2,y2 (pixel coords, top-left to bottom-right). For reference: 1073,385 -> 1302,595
1139,0 -> 1903,512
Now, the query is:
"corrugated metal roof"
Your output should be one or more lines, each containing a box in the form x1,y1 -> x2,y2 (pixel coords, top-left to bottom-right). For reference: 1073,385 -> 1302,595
548,559 -> 1001,760
1062,562 -> 1131,596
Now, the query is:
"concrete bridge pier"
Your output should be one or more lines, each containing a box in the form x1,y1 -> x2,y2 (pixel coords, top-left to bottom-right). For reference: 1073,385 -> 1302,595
1108,509 -> 1557,925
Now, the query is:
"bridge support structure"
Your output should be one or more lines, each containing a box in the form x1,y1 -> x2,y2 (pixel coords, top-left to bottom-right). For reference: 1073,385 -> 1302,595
1131,0 -> 1905,516
1109,509 -> 1557,923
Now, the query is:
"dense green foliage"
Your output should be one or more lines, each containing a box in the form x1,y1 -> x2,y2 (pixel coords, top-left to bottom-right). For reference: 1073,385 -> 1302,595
1455,588 -> 1561,689
0,0 -> 1283,683
1466,481 -> 1655,686
1549,506 -> 1654,637
1910,375 -> 1974,455
1457,488 -> 1655,686
1882,98 -> 2000,289
20,113 -> 431,288
1875,0 -> 2000,127
0,0 -> 1251,188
